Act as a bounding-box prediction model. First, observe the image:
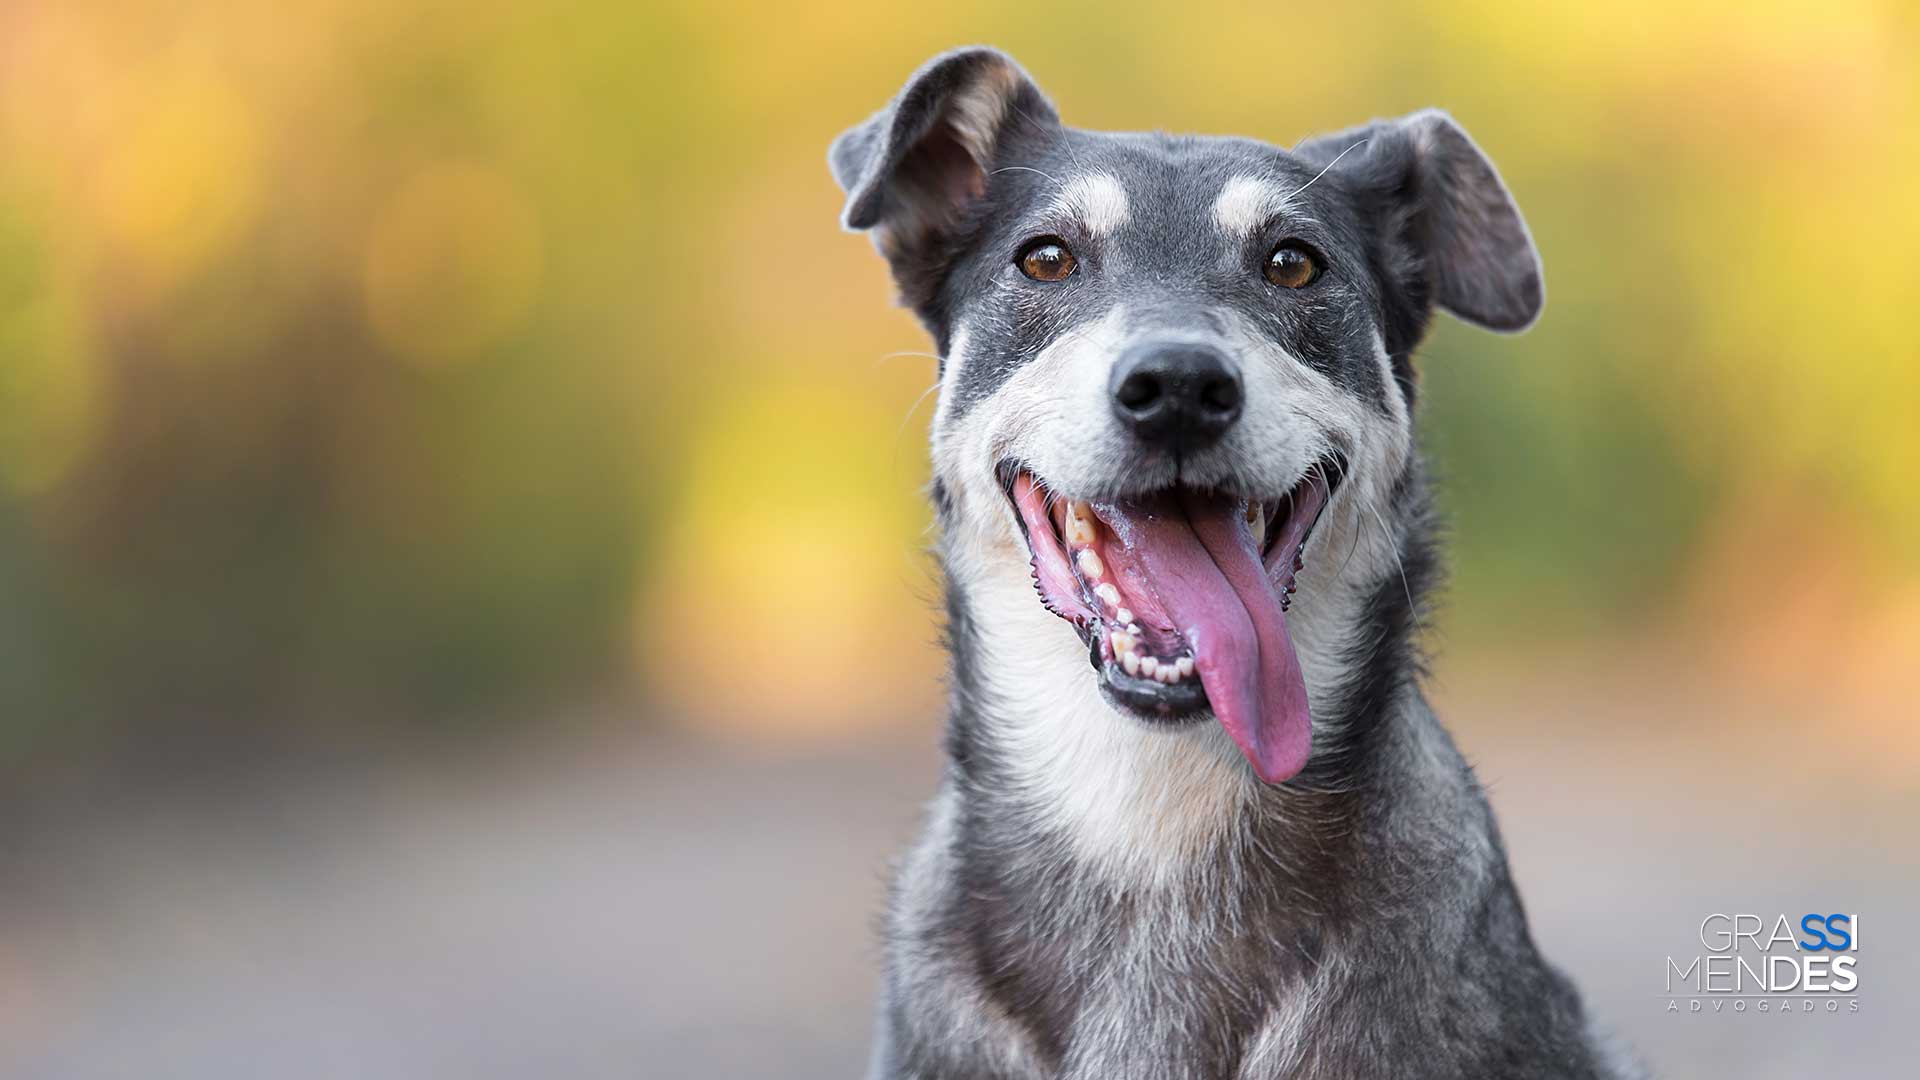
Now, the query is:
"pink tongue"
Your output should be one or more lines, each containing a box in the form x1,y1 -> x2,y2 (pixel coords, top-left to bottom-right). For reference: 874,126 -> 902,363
1100,491 -> 1311,783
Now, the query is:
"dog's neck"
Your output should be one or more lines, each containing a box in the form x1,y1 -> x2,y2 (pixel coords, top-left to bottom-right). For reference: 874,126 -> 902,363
938,471 -> 1441,890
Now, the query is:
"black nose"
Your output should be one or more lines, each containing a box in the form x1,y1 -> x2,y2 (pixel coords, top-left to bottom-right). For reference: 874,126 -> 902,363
1109,343 -> 1243,451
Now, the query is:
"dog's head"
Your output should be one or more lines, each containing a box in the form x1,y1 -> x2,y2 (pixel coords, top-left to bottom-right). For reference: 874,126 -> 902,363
831,48 -> 1541,784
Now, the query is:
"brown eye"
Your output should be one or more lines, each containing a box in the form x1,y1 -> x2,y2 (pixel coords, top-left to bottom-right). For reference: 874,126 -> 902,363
1264,243 -> 1319,289
1018,238 -> 1076,282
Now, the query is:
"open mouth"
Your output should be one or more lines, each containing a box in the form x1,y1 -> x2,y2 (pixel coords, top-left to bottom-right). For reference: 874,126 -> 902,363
1000,456 -> 1344,783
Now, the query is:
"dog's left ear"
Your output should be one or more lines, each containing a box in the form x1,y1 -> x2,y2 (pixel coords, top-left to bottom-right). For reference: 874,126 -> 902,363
830,47 -> 1058,306
1296,110 -> 1544,332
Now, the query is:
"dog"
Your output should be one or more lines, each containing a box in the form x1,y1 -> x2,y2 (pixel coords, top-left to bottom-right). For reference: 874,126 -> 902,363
829,47 -> 1640,1080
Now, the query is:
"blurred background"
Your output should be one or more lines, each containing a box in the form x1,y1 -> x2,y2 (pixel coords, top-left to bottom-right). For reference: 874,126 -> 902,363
1,0 -> 1916,1076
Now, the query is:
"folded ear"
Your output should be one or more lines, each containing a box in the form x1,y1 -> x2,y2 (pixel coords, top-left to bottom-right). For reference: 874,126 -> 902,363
829,47 -> 1057,305
1295,110 -> 1543,332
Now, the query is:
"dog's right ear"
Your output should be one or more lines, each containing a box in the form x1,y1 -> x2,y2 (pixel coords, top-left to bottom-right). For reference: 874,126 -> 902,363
1294,110 -> 1544,334
830,47 -> 1057,306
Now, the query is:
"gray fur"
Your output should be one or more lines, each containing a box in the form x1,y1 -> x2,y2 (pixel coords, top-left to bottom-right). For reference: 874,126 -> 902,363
832,46 -> 1640,1080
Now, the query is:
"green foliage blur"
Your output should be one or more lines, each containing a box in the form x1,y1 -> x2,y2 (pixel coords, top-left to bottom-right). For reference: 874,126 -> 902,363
1,0 -> 1915,767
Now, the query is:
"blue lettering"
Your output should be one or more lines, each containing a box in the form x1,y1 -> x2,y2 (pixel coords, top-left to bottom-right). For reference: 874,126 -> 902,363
1824,913 -> 1852,951
1799,913 -> 1830,951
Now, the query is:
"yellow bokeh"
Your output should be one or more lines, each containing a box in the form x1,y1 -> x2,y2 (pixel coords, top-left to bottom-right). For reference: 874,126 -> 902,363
95,66 -> 262,297
363,162 -> 544,367
0,0 -> 1914,749
644,372 -> 941,736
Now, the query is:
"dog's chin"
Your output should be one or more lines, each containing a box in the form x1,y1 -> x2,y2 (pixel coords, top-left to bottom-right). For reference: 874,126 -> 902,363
996,456 -> 1343,759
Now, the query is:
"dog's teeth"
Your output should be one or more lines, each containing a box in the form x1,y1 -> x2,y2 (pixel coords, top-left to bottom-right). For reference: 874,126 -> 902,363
1121,651 -> 1141,675
1126,622 -> 1141,637
1175,656 -> 1194,678
1095,582 -> 1121,605
1111,630 -> 1136,655
1065,502 -> 1097,546
1161,666 -> 1179,684
1246,503 -> 1265,538
1076,549 -> 1105,578
1139,656 -> 1159,678
1115,607 -> 1134,625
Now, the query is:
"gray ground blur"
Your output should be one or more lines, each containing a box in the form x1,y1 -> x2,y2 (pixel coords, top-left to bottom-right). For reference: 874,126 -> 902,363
4,660 -> 1916,1078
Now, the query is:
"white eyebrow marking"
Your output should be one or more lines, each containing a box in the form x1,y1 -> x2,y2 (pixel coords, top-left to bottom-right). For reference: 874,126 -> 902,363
1211,175 -> 1293,240
1054,173 -> 1130,238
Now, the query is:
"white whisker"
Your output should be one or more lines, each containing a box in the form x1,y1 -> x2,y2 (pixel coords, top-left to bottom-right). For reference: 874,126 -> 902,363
1285,138 -> 1370,201
989,164 -> 1066,189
